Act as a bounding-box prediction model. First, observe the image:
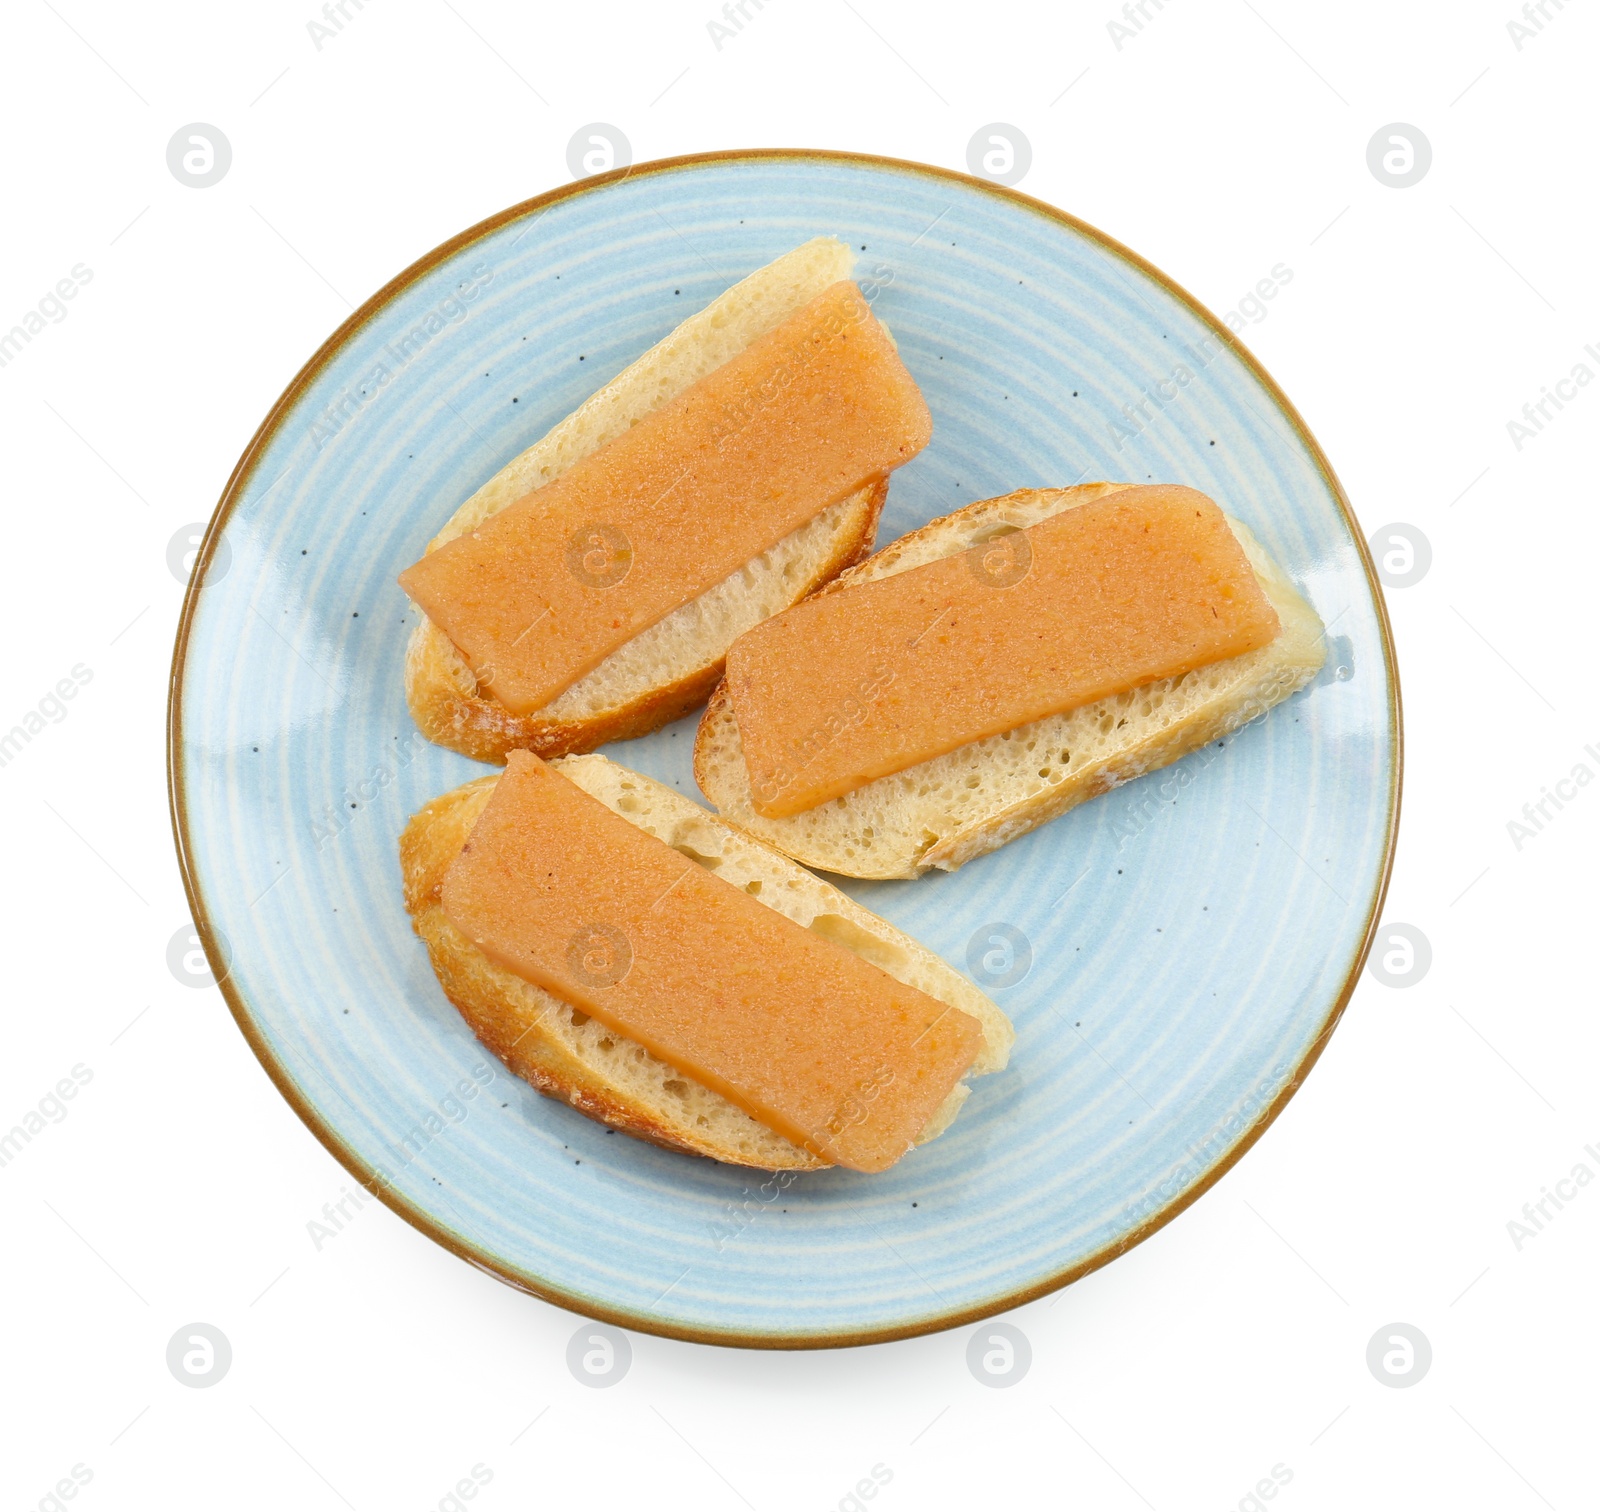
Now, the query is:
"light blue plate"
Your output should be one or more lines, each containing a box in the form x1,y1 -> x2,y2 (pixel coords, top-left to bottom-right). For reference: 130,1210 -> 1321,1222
170,151 -> 1398,1347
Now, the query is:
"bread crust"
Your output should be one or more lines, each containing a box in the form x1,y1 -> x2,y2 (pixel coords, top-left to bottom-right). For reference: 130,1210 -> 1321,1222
403,479 -> 885,765
400,776 -> 824,1166
694,485 -> 1327,879
399,234 -> 899,765
399,758 -> 1010,1169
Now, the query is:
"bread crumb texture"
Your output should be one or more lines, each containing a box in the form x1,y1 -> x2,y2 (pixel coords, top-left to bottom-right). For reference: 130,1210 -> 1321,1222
405,237 -> 887,763
695,483 -> 1327,879
399,756 -> 1011,1170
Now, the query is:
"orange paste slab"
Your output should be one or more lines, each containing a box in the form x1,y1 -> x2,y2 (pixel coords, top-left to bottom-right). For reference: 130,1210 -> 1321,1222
398,281 -> 931,716
440,753 -> 981,1172
726,485 -> 1282,818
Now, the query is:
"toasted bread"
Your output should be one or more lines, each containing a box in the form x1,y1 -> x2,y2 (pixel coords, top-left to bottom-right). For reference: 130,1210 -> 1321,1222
399,755 -> 1013,1170
694,483 -> 1327,879
404,236 -> 890,764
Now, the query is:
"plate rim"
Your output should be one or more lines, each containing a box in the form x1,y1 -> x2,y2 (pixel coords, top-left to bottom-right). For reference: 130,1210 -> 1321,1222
166,146 -> 1403,1350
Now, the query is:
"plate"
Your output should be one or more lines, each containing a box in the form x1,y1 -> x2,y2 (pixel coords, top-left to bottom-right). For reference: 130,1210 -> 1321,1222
169,150 -> 1398,1347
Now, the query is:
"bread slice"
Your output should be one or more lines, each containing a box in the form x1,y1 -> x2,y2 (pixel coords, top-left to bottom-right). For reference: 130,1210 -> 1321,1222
399,755 -> 1013,1170
404,236 -> 890,764
695,483 -> 1327,880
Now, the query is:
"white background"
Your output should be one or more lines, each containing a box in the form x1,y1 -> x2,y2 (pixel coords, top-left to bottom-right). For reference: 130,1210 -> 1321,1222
2,1 -> 1596,1508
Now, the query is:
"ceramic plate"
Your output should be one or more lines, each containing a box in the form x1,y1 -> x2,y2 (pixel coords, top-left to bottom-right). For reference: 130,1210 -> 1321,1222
170,151 -> 1398,1347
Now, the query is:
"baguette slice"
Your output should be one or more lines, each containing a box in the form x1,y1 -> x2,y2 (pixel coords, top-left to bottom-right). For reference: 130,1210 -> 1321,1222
400,755 -> 1013,1170
695,483 -> 1327,879
404,236 -> 889,764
